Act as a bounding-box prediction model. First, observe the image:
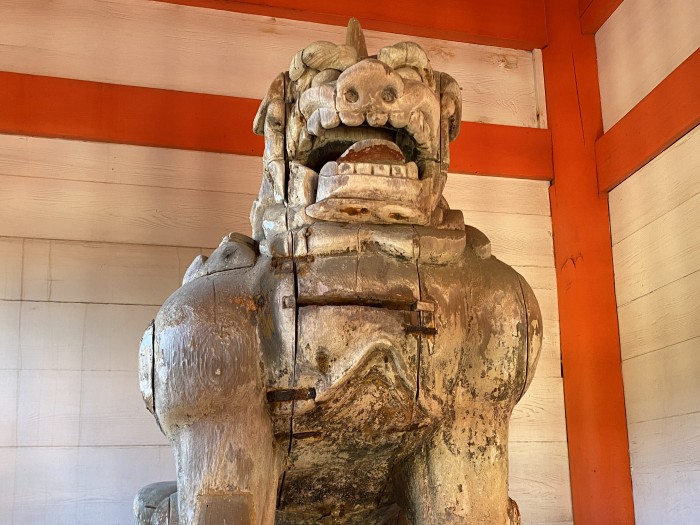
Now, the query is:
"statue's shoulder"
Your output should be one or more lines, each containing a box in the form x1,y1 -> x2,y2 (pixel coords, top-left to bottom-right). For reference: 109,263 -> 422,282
181,233 -> 259,286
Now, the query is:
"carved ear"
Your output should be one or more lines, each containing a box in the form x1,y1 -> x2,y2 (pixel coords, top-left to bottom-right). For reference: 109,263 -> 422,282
377,42 -> 435,89
253,73 -> 286,135
440,72 -> 462,141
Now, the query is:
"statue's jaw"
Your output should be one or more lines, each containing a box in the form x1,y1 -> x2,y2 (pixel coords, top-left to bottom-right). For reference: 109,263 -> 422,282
303,136 -> 444,225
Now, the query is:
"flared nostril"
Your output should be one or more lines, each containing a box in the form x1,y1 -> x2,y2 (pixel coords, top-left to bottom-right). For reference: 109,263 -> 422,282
366,112 -> 389,127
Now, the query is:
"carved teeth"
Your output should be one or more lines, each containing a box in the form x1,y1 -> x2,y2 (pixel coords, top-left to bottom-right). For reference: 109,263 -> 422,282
320,160 -> 419,179
338,110 -> 366,127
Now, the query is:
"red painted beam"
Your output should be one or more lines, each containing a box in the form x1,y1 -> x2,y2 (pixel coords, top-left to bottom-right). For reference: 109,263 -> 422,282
597,49 -> 700,192
580,0 -> 623,34
0,72 -> 551,180
155,0 -> 548,50
0,71 -> 263,156
451,123 -> 552,180
542,1 -> 635,523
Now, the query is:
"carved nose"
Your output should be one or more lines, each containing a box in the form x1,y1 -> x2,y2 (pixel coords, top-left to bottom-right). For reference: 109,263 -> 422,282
335,59 -> 405,120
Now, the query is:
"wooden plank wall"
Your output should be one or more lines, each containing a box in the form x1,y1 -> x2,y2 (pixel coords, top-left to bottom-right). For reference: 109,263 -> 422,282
595,0 -> 700,131
598,0 -> 700,522
0,2 -> 570,523
608,126 -> 700,525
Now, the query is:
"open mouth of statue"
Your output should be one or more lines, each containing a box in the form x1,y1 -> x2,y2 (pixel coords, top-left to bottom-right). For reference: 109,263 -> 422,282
300,123 -> 442,226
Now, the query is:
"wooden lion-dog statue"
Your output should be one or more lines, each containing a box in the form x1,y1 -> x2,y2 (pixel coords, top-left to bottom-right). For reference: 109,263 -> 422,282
135,19 -> 541,525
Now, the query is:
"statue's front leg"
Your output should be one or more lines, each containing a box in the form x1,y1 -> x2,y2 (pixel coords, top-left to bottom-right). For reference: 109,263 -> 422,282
394,412 -> 511,525
141,270 -> 285,525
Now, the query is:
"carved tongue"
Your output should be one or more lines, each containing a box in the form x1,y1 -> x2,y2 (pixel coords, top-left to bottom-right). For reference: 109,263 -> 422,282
337,139 -> 405,164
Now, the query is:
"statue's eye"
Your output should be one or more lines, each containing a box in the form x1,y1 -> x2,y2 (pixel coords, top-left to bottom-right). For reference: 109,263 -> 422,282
382,87 -> 397,103
345,88 -> 359,103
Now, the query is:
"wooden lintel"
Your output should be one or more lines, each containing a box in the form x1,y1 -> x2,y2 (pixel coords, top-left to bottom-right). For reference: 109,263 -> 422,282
596,49 -> 700,193
154,0 -> 548,50
0,71 -> 552,180
543,1 -> 635,522
450,123 -> 553,181
580,0 -> 623,34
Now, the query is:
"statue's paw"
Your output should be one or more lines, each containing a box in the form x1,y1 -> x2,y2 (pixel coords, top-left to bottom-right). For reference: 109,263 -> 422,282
182,233 -> 258,284
134,481 -> 177,525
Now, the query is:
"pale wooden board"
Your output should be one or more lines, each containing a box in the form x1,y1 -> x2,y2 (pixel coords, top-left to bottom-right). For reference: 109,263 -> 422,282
0,1 -> 541,128
513,265 -> 557,291
0,237 -> 23,300
0,134 -> 263,196
10,445 -> 174,525
444,173 -> 551,216
509,441 -> 573,524
510,376 -> 567,443
627,413 -> 700,525
83,304 -> 160,372
595,0 -> 700,131
12,447 -> 80,524
612,193 -> 700,307
609,125 -> 700,244
0,300 -> 20,370
538,319 -> 562,379
618,270 -> 700,360
0,173 -> 254,248
16,369 -> 82,447
461,210 -> 554,268
0,370 -> 18,447
622,337 -> 700,424
0,447 -> 16,516
532,49 -> 548,128
76,446 -> 175,525
21,239 -> 201,305
80,370 -> 170,446
19,301 -> 86,371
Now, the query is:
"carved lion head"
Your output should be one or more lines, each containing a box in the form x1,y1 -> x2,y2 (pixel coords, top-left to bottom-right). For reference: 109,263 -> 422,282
251,19 -> 462,256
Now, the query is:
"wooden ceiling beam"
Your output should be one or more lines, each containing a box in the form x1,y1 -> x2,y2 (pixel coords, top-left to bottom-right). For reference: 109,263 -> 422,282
154,0 -> 548,50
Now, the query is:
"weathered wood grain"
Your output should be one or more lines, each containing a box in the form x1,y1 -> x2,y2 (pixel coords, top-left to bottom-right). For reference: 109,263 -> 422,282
618,270 -> 700,360
595,0 -> 700,131
0,0 -> 541,128
622,337 -> 700,424
612,193 -> 700,307
608,125 -> 700,244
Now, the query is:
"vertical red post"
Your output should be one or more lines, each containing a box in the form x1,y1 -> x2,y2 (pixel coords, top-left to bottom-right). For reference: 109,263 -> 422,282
542,1 -> 635,523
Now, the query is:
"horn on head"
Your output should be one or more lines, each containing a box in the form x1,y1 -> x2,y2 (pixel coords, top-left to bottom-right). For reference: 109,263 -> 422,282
346,17 -> 368,58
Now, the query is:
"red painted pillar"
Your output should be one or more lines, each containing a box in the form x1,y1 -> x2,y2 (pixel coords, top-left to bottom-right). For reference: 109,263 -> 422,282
542,1 -> 635,523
